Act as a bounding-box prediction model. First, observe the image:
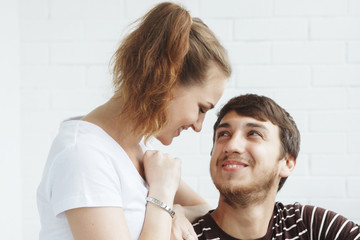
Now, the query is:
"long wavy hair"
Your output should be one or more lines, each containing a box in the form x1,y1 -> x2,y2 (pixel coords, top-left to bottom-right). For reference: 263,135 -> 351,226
111,2 -> 231,139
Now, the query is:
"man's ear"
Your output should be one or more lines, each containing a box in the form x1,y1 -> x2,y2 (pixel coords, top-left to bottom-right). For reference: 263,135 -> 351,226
279,154 -> 296,178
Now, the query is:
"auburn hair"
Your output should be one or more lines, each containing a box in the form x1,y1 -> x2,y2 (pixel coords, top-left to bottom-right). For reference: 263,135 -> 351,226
212,94 -> 300,192
111,2 -> 231,139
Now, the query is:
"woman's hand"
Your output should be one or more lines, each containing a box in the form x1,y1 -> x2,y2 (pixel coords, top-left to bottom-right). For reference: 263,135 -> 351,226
143,150 -> 181,202
139,151 -> 182,240
171,204 -> 197,240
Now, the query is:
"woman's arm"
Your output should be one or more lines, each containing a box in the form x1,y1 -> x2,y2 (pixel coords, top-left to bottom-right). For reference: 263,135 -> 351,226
174,180 -> 211,222
66,150 -> 181,240
66,207 -> 132,240
170,180 -> 212,240
66,203 -> 175,240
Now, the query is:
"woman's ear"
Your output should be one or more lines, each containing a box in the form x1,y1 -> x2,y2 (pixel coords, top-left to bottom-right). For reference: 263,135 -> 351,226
279,154 -> 296,178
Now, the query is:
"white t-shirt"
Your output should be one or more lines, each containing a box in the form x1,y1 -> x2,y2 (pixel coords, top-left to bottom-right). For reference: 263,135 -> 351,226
37,117 -> 150,240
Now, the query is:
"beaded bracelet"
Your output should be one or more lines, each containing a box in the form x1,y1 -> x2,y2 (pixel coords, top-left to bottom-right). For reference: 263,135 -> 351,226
146,197 -> 176,218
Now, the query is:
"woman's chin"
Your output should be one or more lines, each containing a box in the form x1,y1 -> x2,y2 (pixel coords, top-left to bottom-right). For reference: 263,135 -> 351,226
155,136 -> 173,146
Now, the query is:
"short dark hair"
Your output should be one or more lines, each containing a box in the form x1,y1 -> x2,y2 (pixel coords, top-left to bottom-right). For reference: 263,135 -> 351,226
212,94 -> 300,191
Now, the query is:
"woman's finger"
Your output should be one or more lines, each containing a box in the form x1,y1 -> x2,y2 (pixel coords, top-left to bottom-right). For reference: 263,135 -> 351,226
183,231 -> 196,240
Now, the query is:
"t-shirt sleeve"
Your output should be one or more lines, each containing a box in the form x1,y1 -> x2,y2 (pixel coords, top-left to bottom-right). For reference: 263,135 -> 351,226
301,205 -> 360,240
49,144 -> 123,217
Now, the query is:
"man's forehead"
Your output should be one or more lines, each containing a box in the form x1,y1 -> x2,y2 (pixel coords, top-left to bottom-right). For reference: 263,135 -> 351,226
219,111 -> 278,131
219,111 -> 262,124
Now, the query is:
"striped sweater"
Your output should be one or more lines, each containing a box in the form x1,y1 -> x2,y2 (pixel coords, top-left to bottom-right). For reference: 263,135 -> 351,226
192,202 -> 360,240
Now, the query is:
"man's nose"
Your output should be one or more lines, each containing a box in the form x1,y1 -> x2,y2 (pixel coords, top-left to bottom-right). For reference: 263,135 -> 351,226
223,134 -> 245,154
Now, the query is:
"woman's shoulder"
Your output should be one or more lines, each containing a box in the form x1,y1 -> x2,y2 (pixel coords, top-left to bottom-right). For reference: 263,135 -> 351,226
54,117 -> 119,152
46,117 -> 127,171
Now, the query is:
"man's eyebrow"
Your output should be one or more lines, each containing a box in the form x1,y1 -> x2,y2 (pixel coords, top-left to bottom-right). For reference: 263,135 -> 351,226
216,122 -> 231,130
246,122 -> 269,132
216,121 -> 269,132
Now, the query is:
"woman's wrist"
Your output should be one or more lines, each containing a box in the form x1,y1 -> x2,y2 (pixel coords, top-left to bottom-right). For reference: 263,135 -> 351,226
148,188 -> 176,206
146,197 -> 176,218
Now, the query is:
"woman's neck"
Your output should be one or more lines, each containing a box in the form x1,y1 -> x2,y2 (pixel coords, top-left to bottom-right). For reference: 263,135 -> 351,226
83,99 -> 143,145
82,99 -> 146,177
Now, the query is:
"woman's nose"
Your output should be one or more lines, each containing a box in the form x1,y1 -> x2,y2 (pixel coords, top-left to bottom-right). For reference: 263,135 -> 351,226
191,115 -> 204,132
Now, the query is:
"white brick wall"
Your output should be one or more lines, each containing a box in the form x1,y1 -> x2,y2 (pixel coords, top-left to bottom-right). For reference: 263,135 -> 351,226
1,1 -> 22,240
4,0 -> 358,239
274,0 -> 347,16
273,42 -> 346,64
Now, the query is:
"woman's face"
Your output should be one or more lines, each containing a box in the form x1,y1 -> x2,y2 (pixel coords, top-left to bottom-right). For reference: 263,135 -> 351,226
155,64 -> 227,145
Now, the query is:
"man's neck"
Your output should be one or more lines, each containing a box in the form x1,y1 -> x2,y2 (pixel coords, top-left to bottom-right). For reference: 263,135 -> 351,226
211,195 -> 276,240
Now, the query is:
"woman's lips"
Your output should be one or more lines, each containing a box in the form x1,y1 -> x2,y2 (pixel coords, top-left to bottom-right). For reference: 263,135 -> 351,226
177,127 -> 184,136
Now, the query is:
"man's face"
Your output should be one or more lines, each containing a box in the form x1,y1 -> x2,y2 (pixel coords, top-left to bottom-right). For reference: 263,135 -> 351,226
210,111 -> 285,206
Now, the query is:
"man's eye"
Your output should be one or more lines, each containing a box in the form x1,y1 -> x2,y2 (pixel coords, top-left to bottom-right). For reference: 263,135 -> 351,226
217,131 -> 230,138
199,107 -> 205,113
248,131 -> 261,137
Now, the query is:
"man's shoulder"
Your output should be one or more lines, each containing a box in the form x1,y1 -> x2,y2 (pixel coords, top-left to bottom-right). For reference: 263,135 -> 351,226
273,202 -> 303,220
278,202 -> 360,239
192,210 -> 224,240
274,202 -> 303,214
192,210 -> 213,232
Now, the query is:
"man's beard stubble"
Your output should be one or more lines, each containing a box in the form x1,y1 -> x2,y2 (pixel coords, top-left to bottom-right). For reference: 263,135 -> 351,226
214,163 -> 278,209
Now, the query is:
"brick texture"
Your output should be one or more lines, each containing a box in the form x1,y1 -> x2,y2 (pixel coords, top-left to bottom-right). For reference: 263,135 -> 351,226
15,0 -> 360,238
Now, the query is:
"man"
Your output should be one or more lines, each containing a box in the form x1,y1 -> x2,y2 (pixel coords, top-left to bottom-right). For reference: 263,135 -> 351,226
193,94 -> 359,240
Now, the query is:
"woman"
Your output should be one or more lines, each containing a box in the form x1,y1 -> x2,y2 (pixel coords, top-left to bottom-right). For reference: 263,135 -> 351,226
37,2 -> 231,240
